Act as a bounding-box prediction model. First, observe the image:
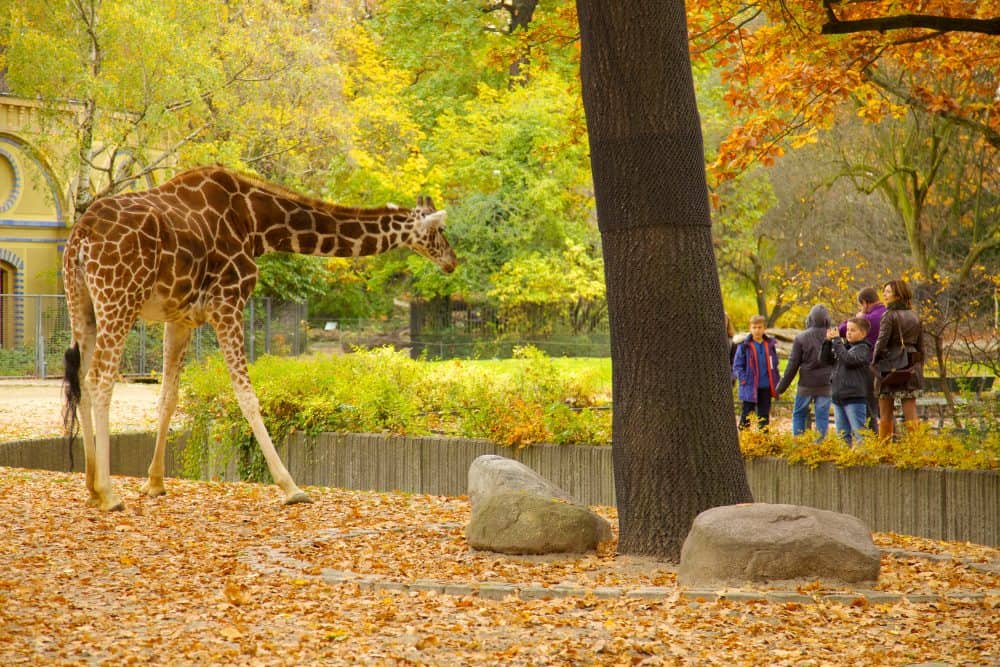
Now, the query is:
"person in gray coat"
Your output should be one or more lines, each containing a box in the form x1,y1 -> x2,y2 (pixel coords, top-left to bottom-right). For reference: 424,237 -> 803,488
776,304 -> 834,438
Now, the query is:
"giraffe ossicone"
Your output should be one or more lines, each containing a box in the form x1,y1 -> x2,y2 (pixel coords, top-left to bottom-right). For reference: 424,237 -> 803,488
62,166 -> 458,511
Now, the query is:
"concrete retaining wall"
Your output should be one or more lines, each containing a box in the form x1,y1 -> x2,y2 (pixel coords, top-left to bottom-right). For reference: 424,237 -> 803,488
2,431 -> 996,546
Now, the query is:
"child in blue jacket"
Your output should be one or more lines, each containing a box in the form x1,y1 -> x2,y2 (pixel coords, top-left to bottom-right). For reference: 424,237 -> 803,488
732,315 -> 781,430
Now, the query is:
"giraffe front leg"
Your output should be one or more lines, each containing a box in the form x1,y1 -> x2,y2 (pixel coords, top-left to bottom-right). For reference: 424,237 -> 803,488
142,323 -> 192,498
213,313 -> 312,505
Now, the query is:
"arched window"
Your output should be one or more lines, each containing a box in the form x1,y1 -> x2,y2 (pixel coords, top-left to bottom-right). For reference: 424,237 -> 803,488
0,259 -> 13,348
0,249 -> 25,349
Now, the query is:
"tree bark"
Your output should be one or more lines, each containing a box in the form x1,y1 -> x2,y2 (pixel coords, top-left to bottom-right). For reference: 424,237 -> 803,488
576,0 -> 752,560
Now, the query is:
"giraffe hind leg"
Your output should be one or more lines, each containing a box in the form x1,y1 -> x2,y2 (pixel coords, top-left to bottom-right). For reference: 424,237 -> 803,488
64,274 -> 101,504
84,320 -> 134,512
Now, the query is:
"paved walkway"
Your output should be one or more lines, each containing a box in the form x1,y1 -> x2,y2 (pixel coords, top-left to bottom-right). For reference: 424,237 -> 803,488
240,524 -> 1000,607
0,378 -> 160,441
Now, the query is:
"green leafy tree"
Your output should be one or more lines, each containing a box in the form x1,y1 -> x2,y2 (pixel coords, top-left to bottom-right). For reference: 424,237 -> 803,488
488,243 -> 606,335
0,0 -> 227,216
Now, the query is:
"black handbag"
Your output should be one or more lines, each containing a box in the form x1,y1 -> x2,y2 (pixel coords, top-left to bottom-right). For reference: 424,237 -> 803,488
878,314 -> 913,389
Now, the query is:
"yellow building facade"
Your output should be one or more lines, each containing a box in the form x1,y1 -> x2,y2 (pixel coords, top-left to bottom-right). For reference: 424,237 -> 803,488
0,97 -> 69,348
0,95 -> 159,350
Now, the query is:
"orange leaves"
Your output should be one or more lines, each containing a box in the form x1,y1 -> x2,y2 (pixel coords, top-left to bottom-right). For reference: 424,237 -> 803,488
0,469 -> 998,665
689,0 -> 1000,182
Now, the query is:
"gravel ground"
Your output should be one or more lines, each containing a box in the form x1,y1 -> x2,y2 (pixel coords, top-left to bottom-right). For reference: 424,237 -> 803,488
0,378 -> 161,441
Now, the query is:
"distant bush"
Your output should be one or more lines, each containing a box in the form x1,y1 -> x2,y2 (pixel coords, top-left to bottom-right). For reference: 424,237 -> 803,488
0,346 -> 35,375
738,423 -> 999,471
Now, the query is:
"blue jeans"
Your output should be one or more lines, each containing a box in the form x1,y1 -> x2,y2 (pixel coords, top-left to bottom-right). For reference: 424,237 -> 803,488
792,394 -> 832,438
834,402 -> 868,445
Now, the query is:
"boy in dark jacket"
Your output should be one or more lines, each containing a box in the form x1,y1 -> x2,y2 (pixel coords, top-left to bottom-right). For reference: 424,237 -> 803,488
821,317 -> 872,445
733,315 -> 781,430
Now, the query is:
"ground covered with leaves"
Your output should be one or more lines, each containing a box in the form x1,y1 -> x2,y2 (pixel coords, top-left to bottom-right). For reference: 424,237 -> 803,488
1,469 -> 996,666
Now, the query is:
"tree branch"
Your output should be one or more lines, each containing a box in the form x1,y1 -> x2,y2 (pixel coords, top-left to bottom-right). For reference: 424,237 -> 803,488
822,12 -> 1000,36
862,69 -> 1000,150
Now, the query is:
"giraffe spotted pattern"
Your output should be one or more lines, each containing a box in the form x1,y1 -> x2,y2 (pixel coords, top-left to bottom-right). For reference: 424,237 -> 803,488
62,166 -> 457,511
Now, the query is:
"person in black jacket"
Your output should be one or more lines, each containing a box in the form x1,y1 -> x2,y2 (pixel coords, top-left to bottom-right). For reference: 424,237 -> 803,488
821,317 -> 873,445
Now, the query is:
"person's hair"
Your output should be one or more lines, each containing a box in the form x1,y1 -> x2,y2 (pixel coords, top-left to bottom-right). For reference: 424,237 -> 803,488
883,279 -> 912,307
749,315 -> 767,326
847,317 -> 870,334
724,312 -> 736,337
857,287 -> 879,305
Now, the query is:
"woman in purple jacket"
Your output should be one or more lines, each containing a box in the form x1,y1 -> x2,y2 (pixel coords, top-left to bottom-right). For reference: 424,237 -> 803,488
732,315 -> 781,430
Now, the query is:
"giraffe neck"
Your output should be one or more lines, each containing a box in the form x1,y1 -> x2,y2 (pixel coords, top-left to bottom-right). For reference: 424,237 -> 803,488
248,192 -> 418,258
180,168 -> 415,258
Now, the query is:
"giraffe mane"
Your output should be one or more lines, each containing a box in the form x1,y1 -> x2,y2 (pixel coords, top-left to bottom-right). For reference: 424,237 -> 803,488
172,166 -> 410,216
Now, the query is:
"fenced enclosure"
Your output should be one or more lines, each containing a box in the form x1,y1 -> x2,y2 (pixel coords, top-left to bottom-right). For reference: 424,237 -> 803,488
0,294 -> 307,378
309,299 -> 612,360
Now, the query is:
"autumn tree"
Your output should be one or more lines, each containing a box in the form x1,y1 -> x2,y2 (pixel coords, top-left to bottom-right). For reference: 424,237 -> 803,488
331,0 -> 598,316
0,0 -> 386,304
689,1 -> 1000,373
576,0 -> 752,560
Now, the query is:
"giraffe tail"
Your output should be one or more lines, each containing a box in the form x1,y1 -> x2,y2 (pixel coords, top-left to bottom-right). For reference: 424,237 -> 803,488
63,342 -> 82,470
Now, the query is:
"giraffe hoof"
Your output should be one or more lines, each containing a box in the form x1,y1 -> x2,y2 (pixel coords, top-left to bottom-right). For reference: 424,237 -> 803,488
283,491 -> 313,505
93,495 -> 125,512
140,480 -> 167,497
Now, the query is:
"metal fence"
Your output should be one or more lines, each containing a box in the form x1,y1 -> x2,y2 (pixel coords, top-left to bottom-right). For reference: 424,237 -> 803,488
309,316 -> 613,360
0,294 -> 307,378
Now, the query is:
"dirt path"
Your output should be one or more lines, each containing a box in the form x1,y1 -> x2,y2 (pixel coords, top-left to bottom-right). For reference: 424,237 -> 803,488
0,379 -> 161,442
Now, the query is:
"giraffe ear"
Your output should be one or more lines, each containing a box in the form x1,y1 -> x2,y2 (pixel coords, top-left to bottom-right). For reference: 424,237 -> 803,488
423,210 -> 447,229
416,194 -> 437,213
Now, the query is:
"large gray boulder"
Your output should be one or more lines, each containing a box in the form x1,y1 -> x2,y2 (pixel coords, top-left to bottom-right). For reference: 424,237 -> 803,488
468,454 -> 575,510
678,503 -> 880,588
466,490 -> 613,555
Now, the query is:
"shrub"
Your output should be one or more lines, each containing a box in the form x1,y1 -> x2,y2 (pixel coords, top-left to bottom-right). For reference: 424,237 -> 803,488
178,347 -> 996,480
738,423 -> 999,470
178,346 -> 611,481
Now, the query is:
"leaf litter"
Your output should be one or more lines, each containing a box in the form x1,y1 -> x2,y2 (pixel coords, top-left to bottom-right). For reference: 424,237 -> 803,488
0,468 -> 997,666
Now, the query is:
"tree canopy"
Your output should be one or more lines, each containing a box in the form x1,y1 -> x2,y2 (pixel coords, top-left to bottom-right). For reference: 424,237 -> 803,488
1,0 -> 995,342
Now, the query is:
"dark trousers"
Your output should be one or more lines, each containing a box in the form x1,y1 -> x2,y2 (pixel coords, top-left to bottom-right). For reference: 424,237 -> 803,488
739,387 -> 773,430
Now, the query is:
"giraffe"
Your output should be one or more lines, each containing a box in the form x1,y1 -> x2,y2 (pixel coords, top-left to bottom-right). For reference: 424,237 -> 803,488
62,166 -> 457,511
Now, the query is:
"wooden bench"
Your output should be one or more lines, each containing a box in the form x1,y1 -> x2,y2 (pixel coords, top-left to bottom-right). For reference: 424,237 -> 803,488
911,376 -> 996,429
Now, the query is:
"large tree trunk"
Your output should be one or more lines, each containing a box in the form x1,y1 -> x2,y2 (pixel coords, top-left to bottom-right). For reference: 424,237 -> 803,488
576,0 -> 752,560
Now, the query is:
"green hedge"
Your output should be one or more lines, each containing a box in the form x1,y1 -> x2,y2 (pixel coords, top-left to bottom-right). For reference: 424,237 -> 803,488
178,346 -> 611,481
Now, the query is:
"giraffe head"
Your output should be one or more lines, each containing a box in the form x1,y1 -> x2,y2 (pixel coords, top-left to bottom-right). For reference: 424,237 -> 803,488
407,195 -> 458,273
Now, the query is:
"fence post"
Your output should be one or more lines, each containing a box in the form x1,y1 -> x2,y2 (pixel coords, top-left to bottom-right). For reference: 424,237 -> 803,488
264,298 -> 271,356
34,295 -> 45,377
138,320 -> 147,376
